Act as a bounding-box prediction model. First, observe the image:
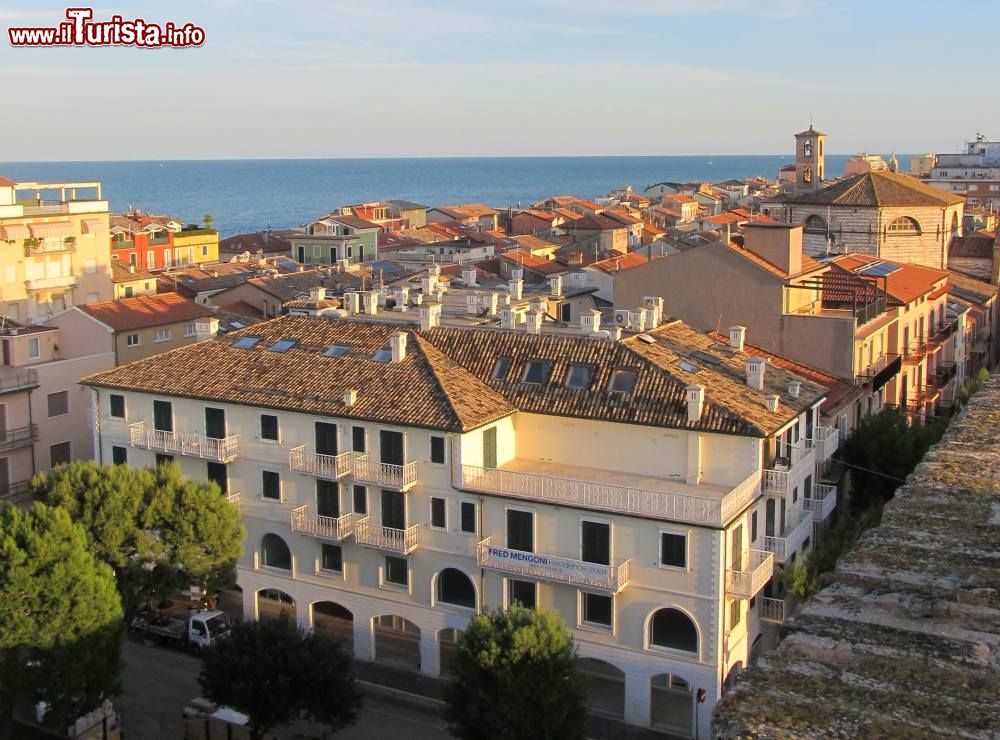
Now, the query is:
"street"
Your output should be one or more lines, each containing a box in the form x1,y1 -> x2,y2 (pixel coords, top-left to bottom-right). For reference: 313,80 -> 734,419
118,636 -> 451,740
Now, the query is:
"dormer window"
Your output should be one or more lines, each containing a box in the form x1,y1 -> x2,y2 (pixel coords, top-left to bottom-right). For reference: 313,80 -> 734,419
521,360 -> 551,385
565,364 -> 593,389
608,368 -> 638,393
492,357 -> 512,381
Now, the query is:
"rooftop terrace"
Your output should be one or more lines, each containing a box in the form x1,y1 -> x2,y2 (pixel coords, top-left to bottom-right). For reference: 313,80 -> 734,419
712,373 -> 1000,739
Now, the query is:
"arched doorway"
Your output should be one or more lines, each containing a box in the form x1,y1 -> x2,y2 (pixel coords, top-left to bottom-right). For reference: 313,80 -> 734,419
438,627 -> 462,676
650,673 -> 694,736
256,588 -> 296,624
436,568 -> 476,609
312,601 -> 354,653
648,608 -> 699,655
373,615 -> 421,671
260,533 -> 292,571
577,657 -> 625,720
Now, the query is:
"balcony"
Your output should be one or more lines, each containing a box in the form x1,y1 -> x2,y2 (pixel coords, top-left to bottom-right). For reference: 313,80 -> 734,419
763,510 -> 814,563
148,235 -> 170,246
24,275 -> 79,292
856,353 -> 901,390
0,424 -> 38,452
290,505 -> 354,541
0,370 -> 39,394
352,454 -> 419,491
354,516 -> 419,555
806,425 -> 839,464
289,446 -> 351,479
803,484 -> 837,522
457,461 -> 760,528
0,480 -> 32,505
225,492 -> 241,510
128,422 -> 239,463
24,238 -> 76,257
759,596 -> 786,624
726,549 -> 773,599
477,537 -> 631,594
932,362 -> 957,388
763,444 -> 816,497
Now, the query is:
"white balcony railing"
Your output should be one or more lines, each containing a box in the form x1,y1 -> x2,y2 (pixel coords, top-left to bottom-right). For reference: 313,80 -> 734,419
129,422 -> 239,463
477,537 -> 631,593
763,510 -> 814,562
763,444 -> 816,496
352,454 -> 419,491
458,465 -> 760,528
289,446 -> 351,479
24,274 -> 79,291
290,505 -> 354,541
803,484 -> 837,522
225,492 -> 241,510
760,597 -> 785,624
807,426 -> 839,464
726,549 -> 773,599
354,516 -> 420,554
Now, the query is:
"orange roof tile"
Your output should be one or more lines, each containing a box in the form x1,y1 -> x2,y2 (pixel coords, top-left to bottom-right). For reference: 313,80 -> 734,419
587,252 -> 649,273
830,254 -> 948,304
79,293 -> 213,332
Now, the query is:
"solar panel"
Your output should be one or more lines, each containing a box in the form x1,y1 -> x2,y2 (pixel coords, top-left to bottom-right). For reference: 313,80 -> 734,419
269,339 -> 296,353
858,262 -> 901,278
323,344 -> 350,357
230,321 -> 245,329
234,336 -> 261,349
679,360 -> 700,373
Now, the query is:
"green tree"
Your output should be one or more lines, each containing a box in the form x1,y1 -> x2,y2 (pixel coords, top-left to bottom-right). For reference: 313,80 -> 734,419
198,615 -> 359,740
31,461 -> 244,619
444,606 -> 588,740
203,213 -> 214,229
0,503 -> 123,733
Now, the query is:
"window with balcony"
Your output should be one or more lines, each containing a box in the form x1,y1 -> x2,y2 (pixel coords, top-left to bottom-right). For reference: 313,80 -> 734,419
321,544 -> 343,573
353,485 -> 367,515
660,532 -> 687,569
483,426 -> 497,469
649,608 -> 698,653
430,435 -> 445,464
207,462 -> 228,493
460,501 -> 476,534
317,480 -> 339,517
384,556 -> 408,586
155,453 -> 173,468
47,390 -> 68,417
581,520 -> 610,565
508,579 -> 536,609
260,414 -> 278,441
380,430 -> 404,466
381,490 -> 405,530
437,568 -> 476,608
352,425 -> 366,453
506,509 -> 534,552
112,446 -> 127,465
205,407 -> 226,439
109,394 -> 125,419
315,421 -> 338,456
261,533 -> 291,570
582,592 -> 612,627
153,400 -> 173,432
430,497 -> 446,529
262,470 -> 281,501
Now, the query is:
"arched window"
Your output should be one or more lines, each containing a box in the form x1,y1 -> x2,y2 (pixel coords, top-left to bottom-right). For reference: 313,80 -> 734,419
887,217 -> 921,235
803,215 -> 827,233
261,533 -> 291,570
437,568 -> 476,608
802,166 -> 813,184
649,608 -> 698,653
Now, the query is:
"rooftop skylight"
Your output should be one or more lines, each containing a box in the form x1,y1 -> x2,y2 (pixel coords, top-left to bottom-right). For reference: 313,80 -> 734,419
565,364 -> 592,389
234,336 -> 261,349
323,344 -> 351,358
269,339 -> 297,353
372,348 -> 392,363
521,360 -> 552,385
608,368 -> 638,392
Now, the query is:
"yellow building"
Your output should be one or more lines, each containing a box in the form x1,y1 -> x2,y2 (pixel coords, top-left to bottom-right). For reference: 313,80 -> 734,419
171,227 -> 220,266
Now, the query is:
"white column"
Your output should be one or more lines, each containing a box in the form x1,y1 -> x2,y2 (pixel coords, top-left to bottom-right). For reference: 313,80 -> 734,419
355,617 -> 375,662
242,586 -> 258,622
419,629 -> 440,677
297,601 -> 312,632
624,672 -> 651,728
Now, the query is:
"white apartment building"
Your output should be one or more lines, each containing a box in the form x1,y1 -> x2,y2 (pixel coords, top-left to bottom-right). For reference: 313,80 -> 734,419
82,310 -> 837,738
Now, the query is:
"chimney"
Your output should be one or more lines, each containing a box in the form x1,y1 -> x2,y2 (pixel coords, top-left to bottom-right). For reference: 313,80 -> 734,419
419,302 -> 442,331
720,222 -> 731,245
465,293 -> 480,315
485,291 -> 499,316
194,317 -> 219,341
629,309 -> 646,331
580,309 -> 601,334
343,388 -> 358,407
787,380 -> 801,398
526,310 -> 543,334
608,326 -> 623,340
743,224 -> 803,275
548,274 -> 562,297
421,274 -> 437,295
509,276 -> 524,301
501,307 -> 518,330
394,287 -> 409,310
746,356 -> 766,391
430,263 -> 441,277
765,394 -> 780,412
310,287 -> 326,302
686,384 -> 705,422
363,290 -> 378,315
344,291 -> 361,315
728,326 -> 746,351
462,266 -> 477,286
511,267 -> 524,282
390,331 -> 407,363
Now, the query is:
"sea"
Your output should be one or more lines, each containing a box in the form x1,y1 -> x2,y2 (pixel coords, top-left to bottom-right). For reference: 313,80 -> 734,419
0,154 -> 911,237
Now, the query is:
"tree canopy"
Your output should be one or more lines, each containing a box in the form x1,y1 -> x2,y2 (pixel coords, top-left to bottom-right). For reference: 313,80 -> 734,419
443,606 -> 588,740
31,461 -> 244,619
198,615 -> 360,740
0,503 -> 123,732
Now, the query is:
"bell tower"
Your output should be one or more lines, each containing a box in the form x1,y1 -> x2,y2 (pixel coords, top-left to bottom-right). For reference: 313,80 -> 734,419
794,124 -> 826,191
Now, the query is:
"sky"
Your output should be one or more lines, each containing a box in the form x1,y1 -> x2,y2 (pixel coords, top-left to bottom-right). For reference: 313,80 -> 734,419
1,0 -> 997,160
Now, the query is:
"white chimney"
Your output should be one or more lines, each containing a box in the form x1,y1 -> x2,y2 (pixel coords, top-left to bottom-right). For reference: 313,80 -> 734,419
195,318 -> 219,341
343,388 -> 358,407
644,307 -> 658,328
526,310 -> 543,334
363,290 -> 379,315
729,326 -> 746,352
419,302 -> 442,331
430,263 -> 441,277
421,274 -> 437,295
765,394 -> 780,412
485,291 -> 500,316
465,293 -> 480,315
394,287 -> 409,310
511,267 -> 524,282
787,380 -> 801,398
608,326 -> 623,340
501,307 -> 518,330
344,291 -> 361,315
686,384 -> 705,422
390,331 -> 407,363
629,309 -> 646,332
580,309 -> 601,334
548,274 -> 562,297
509,278 -> 523,301
413,293 -> 424,305
462,266 -> 477,286
533,298 -> 547,314
310,286 -> 327,302
746,356 -> 766,391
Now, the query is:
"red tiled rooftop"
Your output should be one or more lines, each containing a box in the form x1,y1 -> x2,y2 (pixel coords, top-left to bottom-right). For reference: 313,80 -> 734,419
79,293 -> 213,332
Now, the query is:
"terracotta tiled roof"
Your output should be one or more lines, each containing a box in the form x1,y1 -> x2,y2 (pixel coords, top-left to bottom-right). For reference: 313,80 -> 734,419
110,261 -> 157,283
510,234 -> 559,252
245,269 -> 336,301
949,229 -> 996,258
786,171 -> 965,207
497,250 -> 567,274
665,194 -> 698,204
562,214 -> 625,231
726,242 -> 824,279
946,270 -> 998,305
587,252 -> 648,273
830,254 -> 948,304
322,214 -> 380,230
0,176 -> 17,187
219,230 -> 293,255
82,316 -> 516,433
79,293 -> 213,332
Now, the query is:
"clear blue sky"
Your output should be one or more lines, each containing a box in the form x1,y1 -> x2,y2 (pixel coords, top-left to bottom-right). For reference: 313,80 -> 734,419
1,0 -> 996,160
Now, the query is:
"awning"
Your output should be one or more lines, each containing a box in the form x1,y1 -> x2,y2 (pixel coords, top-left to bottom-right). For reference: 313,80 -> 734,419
0,224 -> 30,241
28,221 -> 74,239
81,218 -> 106,234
